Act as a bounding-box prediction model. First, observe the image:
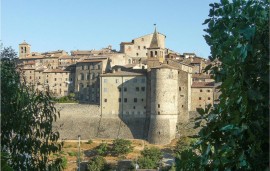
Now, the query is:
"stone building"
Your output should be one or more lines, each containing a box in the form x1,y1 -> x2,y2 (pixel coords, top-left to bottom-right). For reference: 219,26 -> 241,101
74,58 -> 109,103
100,69 -> 147,117
120,28 -> 166,63
191,82 -> 215,111
43,69 -> 74,97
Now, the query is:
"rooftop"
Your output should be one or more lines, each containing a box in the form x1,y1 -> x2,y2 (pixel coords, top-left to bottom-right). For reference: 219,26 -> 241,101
192,81 -> 215,88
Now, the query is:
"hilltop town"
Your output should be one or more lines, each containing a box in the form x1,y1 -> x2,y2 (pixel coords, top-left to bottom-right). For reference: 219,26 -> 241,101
18,27 -> 220,145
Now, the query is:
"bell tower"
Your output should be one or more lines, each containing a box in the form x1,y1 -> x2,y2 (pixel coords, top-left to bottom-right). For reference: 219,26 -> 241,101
147,25 -> 165,69
19,41 -> 31,59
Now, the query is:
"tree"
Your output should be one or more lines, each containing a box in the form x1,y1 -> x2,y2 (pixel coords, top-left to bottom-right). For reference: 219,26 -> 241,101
137,147 -> 163,169
177,0 -> 269,170
1,47 -> 63,170
111,139 -> 133,156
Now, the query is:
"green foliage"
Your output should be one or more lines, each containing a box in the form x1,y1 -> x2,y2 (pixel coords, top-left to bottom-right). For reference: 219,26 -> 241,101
96,142 -> 109,156
86,139 -> 93,144
177,0 -> 269,170
1,47 -> 63,170
60,156 -> 68,170
111,139 -> 133,156
138,147 -> 163,169
87,156 -> 106,171
67,151 -> 77,156
53,93 -> 78,103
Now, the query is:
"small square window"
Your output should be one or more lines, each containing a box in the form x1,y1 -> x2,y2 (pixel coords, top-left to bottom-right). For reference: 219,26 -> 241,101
136,87 -> 139,91
141,87 -> 145,91
104,99 -> 107,102
134,98 -> 137,102
199,97 -> 202,100
208,97 -> 211,100
133,106 -> 136,109
200,89 -> 203,92
141,99 -> 144,102
207,90 -> 211,92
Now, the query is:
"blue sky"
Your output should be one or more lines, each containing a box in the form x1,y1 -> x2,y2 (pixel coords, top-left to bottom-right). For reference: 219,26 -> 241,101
2,0 -> 216,58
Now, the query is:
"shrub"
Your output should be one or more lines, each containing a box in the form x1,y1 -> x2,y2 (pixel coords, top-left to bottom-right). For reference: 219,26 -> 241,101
111,139 -> 133,156
67,151 -> 77,156
87,156 -> 106,171
137,147 -> 163,169
96,142 -> 108,156
86,139 -> 93,144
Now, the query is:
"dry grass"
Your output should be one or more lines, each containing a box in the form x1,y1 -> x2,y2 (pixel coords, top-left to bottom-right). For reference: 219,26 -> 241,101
55,139 -> 176,170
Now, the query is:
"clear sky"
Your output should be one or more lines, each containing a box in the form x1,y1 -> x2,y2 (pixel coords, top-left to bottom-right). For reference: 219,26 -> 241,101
2,0 -> 216,58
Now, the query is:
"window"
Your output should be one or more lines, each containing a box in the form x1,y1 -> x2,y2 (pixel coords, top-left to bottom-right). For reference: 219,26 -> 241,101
92,73 -> 95,79
158,111 -> 160,115
133,106 -> 136,109
207,90 -> 211,92
182,105 -> 184,108
136,53 -> 139,56
82,65 -> 84,70
208,97 -> 211,100
54,78 -> 57,81
144,46 -> 146,49
136,87 -> 139,91
158,104 -> 160,108
80,73 -> 84,80
124,98 -> 127,102
118,98 -> 121,102
141,98 -> 144,102
138,46 -> 140,50
87,73 -> 90,80
155,51 -> 157,56
118,87 -> 121,92
98,65 -> 101,69
124,87 -> 127,92
134,98 -> 137,102
179,87 -> 181,91
104,79 -> 107,83
199,97 -> 202,100
104,99 -> 107,102
39,76 -> 41,79
30,76 -> 32,79
200,89 -> 203,92
141,87 -> 145,91
150,51 -> 153,57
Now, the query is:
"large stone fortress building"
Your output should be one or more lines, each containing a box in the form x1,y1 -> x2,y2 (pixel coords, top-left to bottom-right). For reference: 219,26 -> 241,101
18,27 -> 219,144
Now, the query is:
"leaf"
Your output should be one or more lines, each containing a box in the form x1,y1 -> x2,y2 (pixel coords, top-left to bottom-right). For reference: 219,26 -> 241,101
220,125 -> 234,131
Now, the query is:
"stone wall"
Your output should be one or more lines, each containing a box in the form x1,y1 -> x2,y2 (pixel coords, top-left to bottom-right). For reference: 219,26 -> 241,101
53,103 -> 147,140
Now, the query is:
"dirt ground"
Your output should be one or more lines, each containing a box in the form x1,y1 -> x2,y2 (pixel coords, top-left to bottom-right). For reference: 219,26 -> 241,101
53,139 -> 178,171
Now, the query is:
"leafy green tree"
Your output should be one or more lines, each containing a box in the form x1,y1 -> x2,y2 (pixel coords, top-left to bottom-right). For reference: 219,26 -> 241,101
87,156 -> 106,171
1,47 -> 63,170
138,147 -> 163,169
177,0 -> 269,170
111,139 -> 133,156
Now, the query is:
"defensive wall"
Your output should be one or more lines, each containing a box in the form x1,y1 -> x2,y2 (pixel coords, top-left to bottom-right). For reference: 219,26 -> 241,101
53,103 -> 147,140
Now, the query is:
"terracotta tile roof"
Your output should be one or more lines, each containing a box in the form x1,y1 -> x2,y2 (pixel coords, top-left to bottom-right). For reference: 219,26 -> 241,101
77,59 -> 104,63
151,64 -> 178,70
71,50 -> 92,55
192,73 -> 211,79
59,55 -> 80,59
192,81 -> 215,88
101,70 -> 146,77
43,69 -> 69,73
190,58 -> 202,64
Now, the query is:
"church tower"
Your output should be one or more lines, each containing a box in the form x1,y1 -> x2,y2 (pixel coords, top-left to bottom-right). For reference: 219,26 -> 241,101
147,25 -> 165,69
19,41 -> 31,59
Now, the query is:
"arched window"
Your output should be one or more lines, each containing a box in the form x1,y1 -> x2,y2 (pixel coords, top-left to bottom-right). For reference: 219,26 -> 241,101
21,47 -> 24,53
155,51 -> 158,56
150,51 -> 153,57
24,47 -> 27,53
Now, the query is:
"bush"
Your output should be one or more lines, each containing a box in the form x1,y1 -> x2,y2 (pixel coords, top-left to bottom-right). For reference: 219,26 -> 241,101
67,151 -> 77,156
87,156 -> 106,171
96,142 -> 108,156
111,139 -> 133,156
137,147 -> 163,169
86,139 -> 93,144
60,157 -> 68,170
